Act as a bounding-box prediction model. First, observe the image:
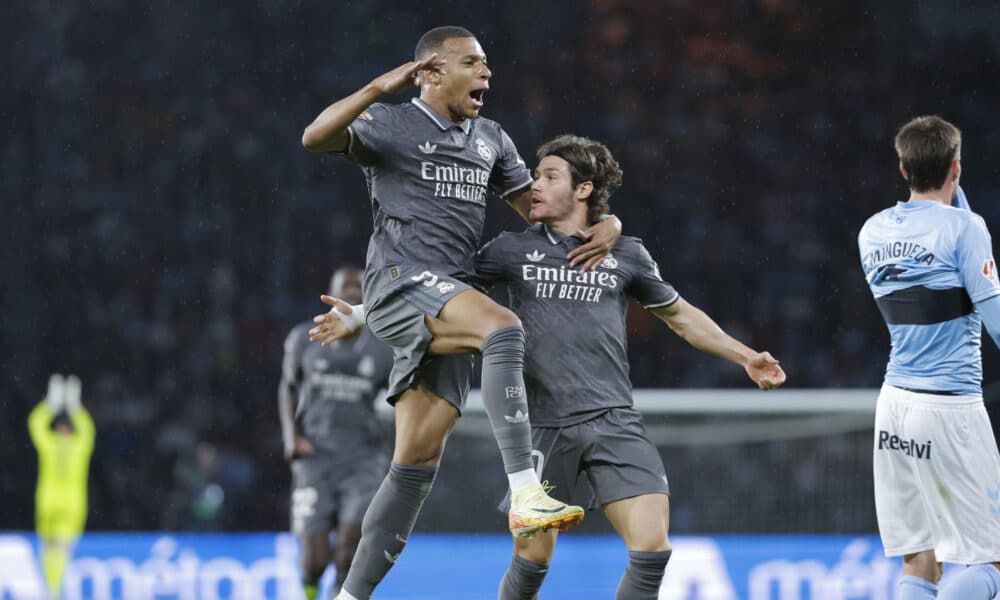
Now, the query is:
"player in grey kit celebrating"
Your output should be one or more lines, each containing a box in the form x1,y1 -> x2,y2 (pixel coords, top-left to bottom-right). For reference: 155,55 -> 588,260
279,267 -> 394,600
476,135 -> 787,599
301,26 -> 621,600
313,135 -> 787,598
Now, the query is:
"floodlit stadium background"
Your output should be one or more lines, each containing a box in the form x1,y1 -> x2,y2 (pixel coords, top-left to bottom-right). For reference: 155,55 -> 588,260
4,1 -> 1000,598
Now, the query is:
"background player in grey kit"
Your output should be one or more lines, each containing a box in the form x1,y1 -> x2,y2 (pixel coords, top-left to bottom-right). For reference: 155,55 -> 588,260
302,26 -> 621,600
280,267 -> 394,599
476,135 -> 786,600
858,116 -> 1000,600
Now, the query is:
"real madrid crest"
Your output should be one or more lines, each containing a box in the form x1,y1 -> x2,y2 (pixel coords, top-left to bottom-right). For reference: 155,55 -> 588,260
475,138 -> 493,161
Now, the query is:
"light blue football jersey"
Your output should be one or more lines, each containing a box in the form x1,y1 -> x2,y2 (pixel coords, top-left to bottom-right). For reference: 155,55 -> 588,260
859,198 -> 1000,394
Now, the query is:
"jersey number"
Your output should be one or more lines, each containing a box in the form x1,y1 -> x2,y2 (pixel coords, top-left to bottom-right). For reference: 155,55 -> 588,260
411,271 -> 440,287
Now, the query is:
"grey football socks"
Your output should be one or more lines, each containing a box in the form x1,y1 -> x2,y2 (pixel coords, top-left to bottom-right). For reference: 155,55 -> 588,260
615,549 -> 672,600
498,555 -> 549,600
480,326 -> 535,474
340,463 -> 436,599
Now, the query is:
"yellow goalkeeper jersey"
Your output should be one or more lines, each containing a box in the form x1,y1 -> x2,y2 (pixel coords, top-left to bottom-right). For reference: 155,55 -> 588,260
28,403 -> 95,513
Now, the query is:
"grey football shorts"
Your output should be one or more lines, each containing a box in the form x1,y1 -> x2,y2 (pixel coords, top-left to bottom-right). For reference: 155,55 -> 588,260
290,452 -> 388,535
366,265 -> 475,412
500,407 -> 670,512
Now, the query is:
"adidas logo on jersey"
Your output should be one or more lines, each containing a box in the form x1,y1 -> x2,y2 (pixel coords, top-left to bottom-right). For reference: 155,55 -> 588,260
525,250 -> 545,262
418,142 -> 437,154
505,410 -> 529,424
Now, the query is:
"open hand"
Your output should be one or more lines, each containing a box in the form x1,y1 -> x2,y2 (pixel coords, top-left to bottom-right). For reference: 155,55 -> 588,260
308,295 -> 355,346
568,215 -> 622,271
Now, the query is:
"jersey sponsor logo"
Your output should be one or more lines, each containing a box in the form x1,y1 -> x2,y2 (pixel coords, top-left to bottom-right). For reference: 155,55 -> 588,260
861,240 -> 935,275
525,250 -> 545,262
308,372 -> 375,402
419,161 -> 490,202
418,141 -> 437,154
600,253 -> 618,269
983,258 -> 998,285
876,430 -> 932,459
505,409 -> 529,424
522,263 -> 619,303
389,265 -> 400,280
475,138 -> 493,161
358,355 -> 375,378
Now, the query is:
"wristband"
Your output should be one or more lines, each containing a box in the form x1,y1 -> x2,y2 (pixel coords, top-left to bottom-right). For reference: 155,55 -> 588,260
334,303 -> 367,332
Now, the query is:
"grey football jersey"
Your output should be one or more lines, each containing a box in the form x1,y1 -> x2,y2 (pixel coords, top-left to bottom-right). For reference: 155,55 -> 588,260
344,98 -> 532,304
477,225 -> 679,426
282,325 -> 394,455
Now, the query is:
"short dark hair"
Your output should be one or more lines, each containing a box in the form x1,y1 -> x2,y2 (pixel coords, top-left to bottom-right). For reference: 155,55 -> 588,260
894,116 -> 961,193
415,26 -> 476,60
536,135 -> 623,224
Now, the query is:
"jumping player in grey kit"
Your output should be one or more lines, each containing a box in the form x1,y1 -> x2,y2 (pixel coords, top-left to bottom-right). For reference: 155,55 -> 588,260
313,135 -> 786,599
301,26 -> 621,600
280,267 -> 394,600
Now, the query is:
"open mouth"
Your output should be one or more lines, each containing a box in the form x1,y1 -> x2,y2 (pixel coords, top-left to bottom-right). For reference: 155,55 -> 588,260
469,88 -> 486,107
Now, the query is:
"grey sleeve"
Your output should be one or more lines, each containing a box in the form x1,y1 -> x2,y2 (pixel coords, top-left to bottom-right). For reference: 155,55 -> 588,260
488,128 -> 533,198
281,325 -> 308,385
626,240 -> 679,309
475,233 -> 510,287
344,103 -> 394,166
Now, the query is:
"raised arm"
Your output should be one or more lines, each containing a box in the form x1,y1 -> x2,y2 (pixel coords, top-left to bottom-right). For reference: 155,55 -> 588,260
301,55 -> 446,153
28,402 -> 54,450
651,298 -> 786,390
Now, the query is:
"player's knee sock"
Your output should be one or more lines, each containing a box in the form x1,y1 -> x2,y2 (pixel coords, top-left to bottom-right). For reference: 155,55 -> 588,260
480,326 -> 535,475
333,567 -> 348,596
302,582 -> 318,600
938,564 -> 1000,600
615,549 -> 672,600
42,543 -> 70,597
899,574 -> 938,599
498,554 -> 549,600
340,463 -> 436,599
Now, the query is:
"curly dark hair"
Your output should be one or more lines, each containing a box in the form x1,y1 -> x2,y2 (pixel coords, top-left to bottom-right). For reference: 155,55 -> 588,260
536,135 -> 623,224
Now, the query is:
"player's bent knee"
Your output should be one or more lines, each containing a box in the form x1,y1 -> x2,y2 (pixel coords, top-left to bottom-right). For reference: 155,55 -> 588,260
481,305 -> 522,336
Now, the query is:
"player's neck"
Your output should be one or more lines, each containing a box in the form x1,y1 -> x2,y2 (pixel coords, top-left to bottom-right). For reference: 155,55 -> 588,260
908,184 -> 953,205
419,93 -> 464,124
545,213 -> 589,237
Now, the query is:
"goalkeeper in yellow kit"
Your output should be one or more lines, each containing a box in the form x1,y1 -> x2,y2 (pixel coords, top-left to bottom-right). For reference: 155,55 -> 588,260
28,373 -> 95,599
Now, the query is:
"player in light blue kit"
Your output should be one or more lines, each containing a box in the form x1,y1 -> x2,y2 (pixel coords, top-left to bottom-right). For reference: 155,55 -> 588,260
858,115 -> 1000,600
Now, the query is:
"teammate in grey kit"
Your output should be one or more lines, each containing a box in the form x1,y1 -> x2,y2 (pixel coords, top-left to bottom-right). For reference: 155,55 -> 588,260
280,267 -> 394,599
301,26 -> 621,600
477,135 -> 786,600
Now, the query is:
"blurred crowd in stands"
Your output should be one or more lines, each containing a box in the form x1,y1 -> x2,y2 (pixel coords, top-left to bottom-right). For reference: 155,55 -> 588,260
3,0 -> 999,534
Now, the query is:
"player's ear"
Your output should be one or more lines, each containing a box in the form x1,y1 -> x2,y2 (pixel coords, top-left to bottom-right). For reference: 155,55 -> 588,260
951,159 -> 961,181
898,161 -> 909,183
576,181 -> 593,200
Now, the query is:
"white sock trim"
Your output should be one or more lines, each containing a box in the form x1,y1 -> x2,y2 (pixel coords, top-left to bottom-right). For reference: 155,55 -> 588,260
507,468 -> 540,492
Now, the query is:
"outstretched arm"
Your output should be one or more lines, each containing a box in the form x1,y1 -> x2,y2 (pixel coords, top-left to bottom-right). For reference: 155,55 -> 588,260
301,55 -> 446,152
651,298 -> 786,390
